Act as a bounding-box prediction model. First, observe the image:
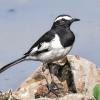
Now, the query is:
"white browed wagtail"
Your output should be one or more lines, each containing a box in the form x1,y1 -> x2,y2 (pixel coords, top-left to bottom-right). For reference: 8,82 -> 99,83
0,14 -> 80,95
0,15 -> 80,73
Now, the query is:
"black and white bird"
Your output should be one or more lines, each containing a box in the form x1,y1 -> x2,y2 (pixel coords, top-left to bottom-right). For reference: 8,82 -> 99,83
0,15 -> 80,73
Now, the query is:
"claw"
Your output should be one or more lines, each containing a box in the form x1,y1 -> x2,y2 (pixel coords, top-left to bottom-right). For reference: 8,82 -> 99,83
44,82 -> 59,97
42,63 -> 61,97
44,77 -> 60,97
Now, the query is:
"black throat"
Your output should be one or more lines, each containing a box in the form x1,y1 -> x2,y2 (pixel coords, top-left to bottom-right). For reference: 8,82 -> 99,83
51,23 -> 75,48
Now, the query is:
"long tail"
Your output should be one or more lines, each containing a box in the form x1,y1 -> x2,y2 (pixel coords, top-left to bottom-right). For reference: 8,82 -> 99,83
0,56 -> 27,73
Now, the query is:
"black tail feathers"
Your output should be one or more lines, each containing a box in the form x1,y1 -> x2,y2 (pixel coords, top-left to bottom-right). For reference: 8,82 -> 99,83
0,56 -> 27,73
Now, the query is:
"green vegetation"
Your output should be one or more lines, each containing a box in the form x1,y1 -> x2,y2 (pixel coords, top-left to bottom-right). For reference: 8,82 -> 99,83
93,84 -> 100,100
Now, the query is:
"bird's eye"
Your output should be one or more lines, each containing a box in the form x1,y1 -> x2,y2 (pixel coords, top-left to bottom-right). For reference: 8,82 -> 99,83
62,18 -> 66,21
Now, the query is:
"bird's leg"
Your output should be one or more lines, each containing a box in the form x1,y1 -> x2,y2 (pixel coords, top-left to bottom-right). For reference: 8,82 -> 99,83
47,63 -> 54,81
44,75 -> 59,97
42,63 -> 59,97
42,62 -> 55,82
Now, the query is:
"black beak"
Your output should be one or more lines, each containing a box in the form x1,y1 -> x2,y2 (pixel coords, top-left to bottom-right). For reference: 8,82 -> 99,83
72,18 -> 80,22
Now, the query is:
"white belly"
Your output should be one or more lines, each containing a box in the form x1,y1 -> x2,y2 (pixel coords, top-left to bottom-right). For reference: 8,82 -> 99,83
36,46 -> 72,62
26,34 -> 73,62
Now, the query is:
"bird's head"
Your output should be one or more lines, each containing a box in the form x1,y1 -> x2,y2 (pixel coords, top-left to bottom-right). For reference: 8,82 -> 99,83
52,15 -> 80,29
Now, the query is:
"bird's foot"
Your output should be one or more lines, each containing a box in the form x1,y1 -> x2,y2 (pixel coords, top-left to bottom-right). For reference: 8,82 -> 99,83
34,82 -> 61,99
44,81 -> 61,97
42,63 -> 62,97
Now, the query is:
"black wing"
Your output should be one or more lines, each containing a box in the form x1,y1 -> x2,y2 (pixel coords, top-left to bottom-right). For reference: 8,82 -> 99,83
24,30 -> 55,56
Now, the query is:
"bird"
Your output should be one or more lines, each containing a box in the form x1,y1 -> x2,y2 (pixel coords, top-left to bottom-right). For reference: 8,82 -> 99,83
0,14 -> 80,96
0,14 -> 80,73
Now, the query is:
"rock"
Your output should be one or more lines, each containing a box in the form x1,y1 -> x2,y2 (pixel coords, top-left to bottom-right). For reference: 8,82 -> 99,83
35,94 -> 94,100
0,90 -> 17,100
8,55 -> 100,99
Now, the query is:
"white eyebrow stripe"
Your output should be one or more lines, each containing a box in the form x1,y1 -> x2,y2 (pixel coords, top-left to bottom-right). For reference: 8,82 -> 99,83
55,16 -> 72,22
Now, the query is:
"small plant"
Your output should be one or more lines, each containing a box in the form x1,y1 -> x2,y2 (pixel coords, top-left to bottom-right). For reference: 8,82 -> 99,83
93,84 -> 100,100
